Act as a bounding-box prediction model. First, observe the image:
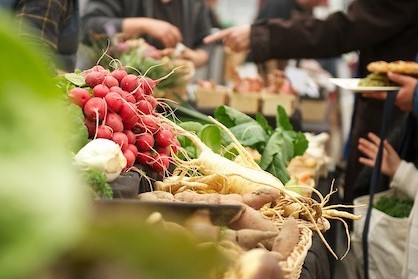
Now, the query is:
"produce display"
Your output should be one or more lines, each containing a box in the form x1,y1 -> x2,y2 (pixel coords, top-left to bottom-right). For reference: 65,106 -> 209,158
0,9 -> 366,279
59,65 -> 181,177
231,69 -> 296,96
54,56 -> 362,276
91,37 -> 194,92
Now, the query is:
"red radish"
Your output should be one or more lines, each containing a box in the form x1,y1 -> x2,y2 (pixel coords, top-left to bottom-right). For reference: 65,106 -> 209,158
144,95 -> 158,110
137,100 -> 154,115
112,132 -> 129,151
136,133 -> 154,151
105,112 -> 124,133
120,102 -> 137,121
120,91 -> 136,103
155,129 -> 174,147
136,151 -> 153,165
170,138 -> 181,154
124,130 -> 136,145
126,144 -> 138,157
140,76 -> 157,95
156,146 -> 170,156
137,115 -> 160,134
91,65 -> 106,72
84,118 -> 96,138
109,86 -> 124,94
103,75 -> 119,88
133,87 -> 145,101
150,154 -> 170,173
96,125 -> 112,139
85,71 -> 105,88
68,87 -> 91,107
83,97 -> 106,121
111,68 -> 128,82
123,149 -> 136,169
104,92 -> 123,112
93,84 -> 109,98
123,115 -> 140,130
120,74 -> 139,92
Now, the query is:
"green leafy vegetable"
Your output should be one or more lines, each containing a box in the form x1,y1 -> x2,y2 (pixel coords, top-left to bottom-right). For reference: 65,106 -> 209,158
199,124 -> 222,154
64,72 -> 85,87
215,106 -> 268,148
374,195 -> 413,218
215,105 -> 308,184
67,103 -> 89,153
175,104 -> 308,184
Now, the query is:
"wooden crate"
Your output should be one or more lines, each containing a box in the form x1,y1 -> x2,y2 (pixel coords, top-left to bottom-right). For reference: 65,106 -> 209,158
228,92 -> 260,114
195,86 -> 230,109
300,99 -> 328,122
261,93 -> 297,116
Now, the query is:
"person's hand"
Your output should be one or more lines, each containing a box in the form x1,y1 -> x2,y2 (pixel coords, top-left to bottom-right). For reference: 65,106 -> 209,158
203,25 -> 251,52
178,48 -> 209,68
358,132 -> 401,178
388,72 -> 418,112
123,18 -> 182,48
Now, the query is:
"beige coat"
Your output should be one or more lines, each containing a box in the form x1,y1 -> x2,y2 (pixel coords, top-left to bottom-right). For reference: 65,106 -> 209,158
391,161 -> 418,279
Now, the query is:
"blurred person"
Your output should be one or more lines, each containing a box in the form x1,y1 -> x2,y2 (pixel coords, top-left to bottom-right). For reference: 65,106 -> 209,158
356,73 -> 418,278
254,0 -> 339,77
354,73 -> 418,194
206,0 -> 222,30
0,0 -> 79,72
256,0 -> 321,23
81,0 -> 212,68
204,0 -> 418,205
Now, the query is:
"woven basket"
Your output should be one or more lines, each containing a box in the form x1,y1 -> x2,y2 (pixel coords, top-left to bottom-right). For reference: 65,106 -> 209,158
278,225 -> 312,278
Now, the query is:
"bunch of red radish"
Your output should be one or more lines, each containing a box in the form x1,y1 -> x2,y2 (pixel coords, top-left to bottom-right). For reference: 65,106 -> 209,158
68,65 -> 180,174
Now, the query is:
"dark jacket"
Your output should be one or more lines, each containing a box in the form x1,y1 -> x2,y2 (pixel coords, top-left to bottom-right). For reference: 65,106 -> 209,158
250,0 -> 418,76
256,0 -> 306,22
81,0 -> 211,50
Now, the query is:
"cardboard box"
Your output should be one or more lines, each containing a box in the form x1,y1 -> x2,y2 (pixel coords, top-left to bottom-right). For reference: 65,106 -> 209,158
195,86 -> 230,109
228,92 -> 260,114
261,93 -> 297,116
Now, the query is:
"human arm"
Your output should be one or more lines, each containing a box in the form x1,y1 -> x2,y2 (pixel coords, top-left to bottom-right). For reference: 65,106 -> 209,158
358,131 -> 418,200
81,0 -> 181,48
205,0 -> 417,62
204,25 -> 251,52
178,47 -> 208,68
122,18 -> 182,48
391,161 -> 418,201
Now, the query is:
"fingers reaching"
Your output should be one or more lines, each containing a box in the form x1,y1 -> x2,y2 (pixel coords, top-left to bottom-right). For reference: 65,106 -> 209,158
203,28 -> 231,45
358,137 -> 378,160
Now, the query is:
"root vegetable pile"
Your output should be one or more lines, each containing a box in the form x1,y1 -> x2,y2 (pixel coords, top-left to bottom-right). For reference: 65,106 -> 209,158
66,65 -> 180,174
151,118 -> 361,260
